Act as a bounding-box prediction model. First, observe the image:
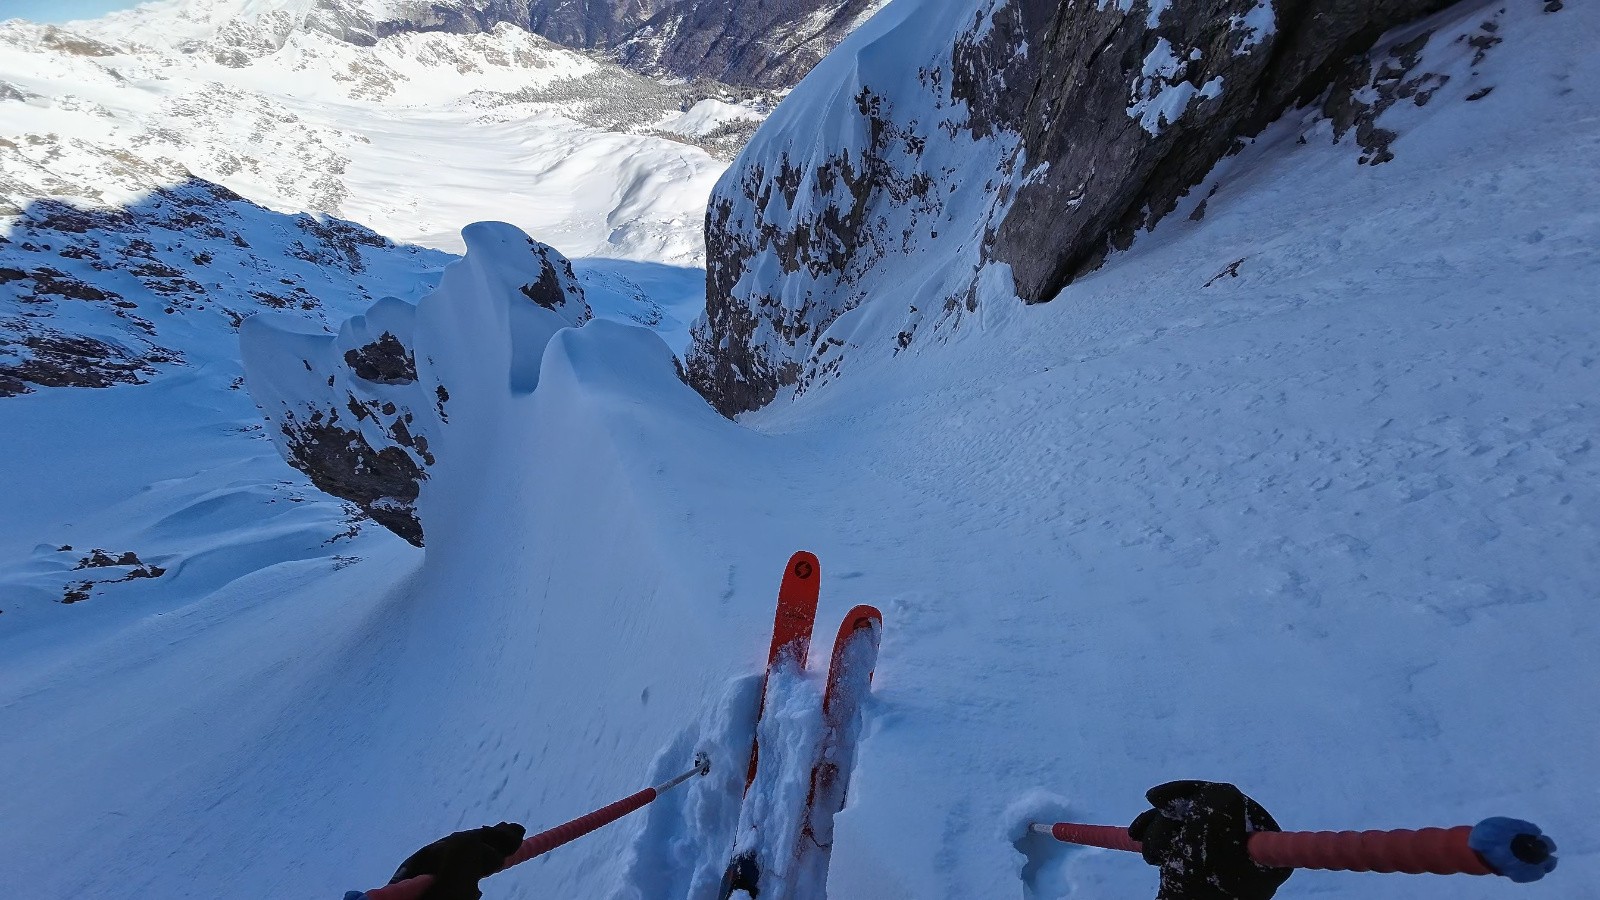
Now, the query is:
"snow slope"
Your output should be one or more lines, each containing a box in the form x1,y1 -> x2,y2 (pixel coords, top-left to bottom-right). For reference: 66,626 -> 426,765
2,2 -> 1598,900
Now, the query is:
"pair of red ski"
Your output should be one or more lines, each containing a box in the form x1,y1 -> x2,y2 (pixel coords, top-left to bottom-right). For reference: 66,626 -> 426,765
718,551 -> 884,900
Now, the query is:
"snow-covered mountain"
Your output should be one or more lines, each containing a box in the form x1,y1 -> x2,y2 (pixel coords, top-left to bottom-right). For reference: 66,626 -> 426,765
71,0 -> 881,87
2,0 -> 1597,899
0,11 -> 769,262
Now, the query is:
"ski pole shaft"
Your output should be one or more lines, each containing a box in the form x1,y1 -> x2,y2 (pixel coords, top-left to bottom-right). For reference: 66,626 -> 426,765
366,754 -> 711,900
1028,817 -> 1556,882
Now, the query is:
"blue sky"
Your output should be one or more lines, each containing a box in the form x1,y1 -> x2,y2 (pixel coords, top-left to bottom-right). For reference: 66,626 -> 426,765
3,0 -> 147,23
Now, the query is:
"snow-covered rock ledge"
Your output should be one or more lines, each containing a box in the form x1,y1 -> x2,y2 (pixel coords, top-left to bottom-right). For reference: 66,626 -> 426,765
241,222 -> 591,546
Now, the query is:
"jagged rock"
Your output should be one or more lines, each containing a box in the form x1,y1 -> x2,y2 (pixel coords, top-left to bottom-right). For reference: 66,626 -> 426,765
617,0 -> 884,88
344,332 -> 417,384
73,548 -> 138,568
0,329 -> 156,395
517,239 -> 587,311
279,412 -> 427,545
688,0 -> 1458,417
60,548 -> 167,602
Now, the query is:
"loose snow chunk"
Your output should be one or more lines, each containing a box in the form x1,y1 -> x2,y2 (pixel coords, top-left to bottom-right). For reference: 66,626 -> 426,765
1127,39 -> 1223,136
1229,0 -> 1277,55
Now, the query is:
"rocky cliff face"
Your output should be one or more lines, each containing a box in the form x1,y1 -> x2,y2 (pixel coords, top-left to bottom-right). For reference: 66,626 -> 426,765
686,0 -> 1489,417
351,0 -> 880,87
617,0 -> 885,88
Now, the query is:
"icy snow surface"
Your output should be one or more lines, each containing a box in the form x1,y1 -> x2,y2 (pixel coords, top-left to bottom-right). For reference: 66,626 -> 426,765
1,1 -> 1598,900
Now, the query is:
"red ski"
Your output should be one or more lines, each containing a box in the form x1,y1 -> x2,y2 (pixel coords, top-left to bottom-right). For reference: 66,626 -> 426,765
744,550 -> 821,793
721,551 -> 822,899
793,605 -> 884,890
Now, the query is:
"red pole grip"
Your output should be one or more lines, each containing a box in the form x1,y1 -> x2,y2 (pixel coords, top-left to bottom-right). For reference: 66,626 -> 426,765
1247,827 -> 1494,875
366,788 -> 658,900
1038,822 -> 1496,876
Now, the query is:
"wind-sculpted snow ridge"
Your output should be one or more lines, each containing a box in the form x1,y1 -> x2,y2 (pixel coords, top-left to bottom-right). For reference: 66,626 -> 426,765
242,222 -> 591,546
686,0 -> 1496,416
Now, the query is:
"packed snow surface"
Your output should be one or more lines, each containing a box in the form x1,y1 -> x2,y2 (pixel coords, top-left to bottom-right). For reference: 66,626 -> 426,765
1,2 -> 1598,900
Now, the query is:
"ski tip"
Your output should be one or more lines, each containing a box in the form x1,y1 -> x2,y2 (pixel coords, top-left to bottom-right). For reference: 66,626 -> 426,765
843,604 -> 882,630
787,550 -> 819,581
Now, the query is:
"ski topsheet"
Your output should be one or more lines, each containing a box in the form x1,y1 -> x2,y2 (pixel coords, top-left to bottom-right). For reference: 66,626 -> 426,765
720,554 -> 885,900
794,604 -> 883,886
745,550 -> 821,793
721,551 -> 821,900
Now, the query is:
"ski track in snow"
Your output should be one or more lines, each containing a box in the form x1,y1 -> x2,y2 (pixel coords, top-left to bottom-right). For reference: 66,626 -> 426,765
2,2 -> 1599,900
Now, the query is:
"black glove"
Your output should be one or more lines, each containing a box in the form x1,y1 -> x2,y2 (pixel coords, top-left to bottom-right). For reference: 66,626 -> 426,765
1128,781 -> 1292,900
388,822 -> 526,900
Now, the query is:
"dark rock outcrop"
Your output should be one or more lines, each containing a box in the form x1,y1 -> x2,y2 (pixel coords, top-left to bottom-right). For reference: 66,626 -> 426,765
0,329 -> 157,396
617,0 -> 884,88
60,548 -> 167,603
344,332 -> 417,384
517,240 -> 587,310
687,0 -> 1463,417
278,409 -> 428,545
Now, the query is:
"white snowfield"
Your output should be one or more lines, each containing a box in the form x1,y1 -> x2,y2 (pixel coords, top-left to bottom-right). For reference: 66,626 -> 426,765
1,3 -> 1598,900
0,5 -> 741,265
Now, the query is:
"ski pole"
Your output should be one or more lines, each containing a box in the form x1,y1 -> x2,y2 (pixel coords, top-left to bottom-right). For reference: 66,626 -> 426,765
1028,816 -> 1557,883
366,753 -> 712,900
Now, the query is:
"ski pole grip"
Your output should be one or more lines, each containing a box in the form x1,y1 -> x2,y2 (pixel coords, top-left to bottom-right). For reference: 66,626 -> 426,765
363,756 -> 712,900
365,790 -> 658,900
1032,817 -> 1557,882
1247,826 -> 1492,875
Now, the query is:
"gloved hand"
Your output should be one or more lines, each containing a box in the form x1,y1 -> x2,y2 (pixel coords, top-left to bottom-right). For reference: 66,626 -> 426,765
388,822 -> 526,900
1129,781 -> 1292,900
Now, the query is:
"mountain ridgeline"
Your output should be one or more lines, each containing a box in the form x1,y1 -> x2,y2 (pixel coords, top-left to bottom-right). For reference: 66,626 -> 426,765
177,0 -> 884,88
684,0 -> 1481,417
